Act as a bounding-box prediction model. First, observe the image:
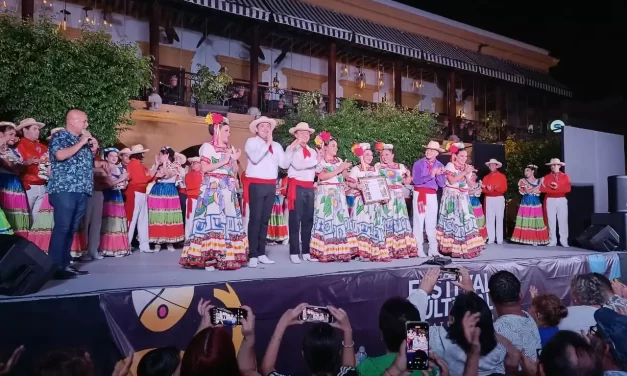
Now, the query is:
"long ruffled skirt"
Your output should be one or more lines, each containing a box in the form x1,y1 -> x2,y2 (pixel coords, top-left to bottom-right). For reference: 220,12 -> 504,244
267,195 -> 288,242
435,188 -> 484,258
148,182 -> 185,244
381,188 -> 418,259
99,189 -> 131,257
511,194 -> 550,245
469,196 -> 488,240
351,195 -> 389,261
0,173 -> 29,238
179,175 -> 249,270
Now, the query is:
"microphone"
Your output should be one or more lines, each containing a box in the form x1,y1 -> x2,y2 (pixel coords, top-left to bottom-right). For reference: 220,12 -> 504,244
81,130 -> 93,148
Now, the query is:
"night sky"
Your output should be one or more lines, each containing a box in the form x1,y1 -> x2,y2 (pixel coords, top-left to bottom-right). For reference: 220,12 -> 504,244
397,0 -> 626,101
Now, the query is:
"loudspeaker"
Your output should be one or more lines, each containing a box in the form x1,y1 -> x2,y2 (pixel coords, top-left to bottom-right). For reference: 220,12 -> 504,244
592,212 -> 627,251
568,185 -> 594,245
0,235 -> 53,296
608,175 -> 627,213
576,225 -> 619,252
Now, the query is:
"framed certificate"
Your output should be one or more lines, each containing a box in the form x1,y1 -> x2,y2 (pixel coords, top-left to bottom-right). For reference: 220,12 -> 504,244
360,176 -> 391,204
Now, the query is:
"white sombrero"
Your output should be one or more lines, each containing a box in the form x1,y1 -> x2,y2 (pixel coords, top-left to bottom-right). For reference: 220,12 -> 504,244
485,158 -> 503,168
424,140 -> 445,153
249,116 -> 277,134
289,122 -> 315,135
546,158 -> 565,166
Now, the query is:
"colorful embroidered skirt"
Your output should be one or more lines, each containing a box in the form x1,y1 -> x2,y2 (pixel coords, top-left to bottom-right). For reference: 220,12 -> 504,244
469,196 -> 488,240
0,206 -> 13,235
180,175 -> 249,270
381,188 -> 418,259
148,182 -> 185,244
0,173 -> 29,238
99,189 -> 131,257
310,184 -> 358,262
435,188 -> 484,258
511,194 -> 550,245
351,195 -> 389,261
28,193 -> 87,256
267,195 -> 288,242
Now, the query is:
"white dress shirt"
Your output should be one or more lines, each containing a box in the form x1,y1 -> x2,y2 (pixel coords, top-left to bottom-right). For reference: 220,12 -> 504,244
280,144 -> 317,182
245,136 -> 285,179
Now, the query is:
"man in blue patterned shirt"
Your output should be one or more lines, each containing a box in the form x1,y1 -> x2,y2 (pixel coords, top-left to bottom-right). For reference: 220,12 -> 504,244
48,109 -> 106,279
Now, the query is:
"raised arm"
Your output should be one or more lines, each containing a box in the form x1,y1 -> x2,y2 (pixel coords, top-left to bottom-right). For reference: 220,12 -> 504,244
412,160 -> 430,185
245,138 -> 270,165
52,134 -> 89,161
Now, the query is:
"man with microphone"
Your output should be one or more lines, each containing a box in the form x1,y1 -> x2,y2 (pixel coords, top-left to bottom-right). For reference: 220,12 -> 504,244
47,109 -> 107,280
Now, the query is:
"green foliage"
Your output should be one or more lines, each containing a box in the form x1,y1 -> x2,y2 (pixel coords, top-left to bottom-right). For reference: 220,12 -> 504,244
0,14 -> 152,146
191,64 -> 234,105
477,111 -> 503,143
275,91 -> 441,167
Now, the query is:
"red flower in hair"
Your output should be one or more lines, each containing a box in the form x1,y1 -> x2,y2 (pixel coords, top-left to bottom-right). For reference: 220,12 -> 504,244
320,131 -> 331,143
375,142 -> 384,152
212,113 -> 224,124
351,143 -> 364,157
448,145 -> 459,154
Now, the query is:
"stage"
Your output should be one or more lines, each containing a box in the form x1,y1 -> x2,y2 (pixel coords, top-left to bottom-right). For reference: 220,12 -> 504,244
0,244 -> 624,375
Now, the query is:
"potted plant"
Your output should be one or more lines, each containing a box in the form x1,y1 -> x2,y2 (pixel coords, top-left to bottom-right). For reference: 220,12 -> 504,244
191,64 -> 233,116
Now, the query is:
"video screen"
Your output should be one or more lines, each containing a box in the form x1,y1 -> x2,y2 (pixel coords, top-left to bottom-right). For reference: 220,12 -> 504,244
300,306 -> 332,323
212,308 -> 241,326
407,322 -> 429,370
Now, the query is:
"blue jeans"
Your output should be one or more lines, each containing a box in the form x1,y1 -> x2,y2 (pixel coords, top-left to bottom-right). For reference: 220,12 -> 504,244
48,192 -> 89,269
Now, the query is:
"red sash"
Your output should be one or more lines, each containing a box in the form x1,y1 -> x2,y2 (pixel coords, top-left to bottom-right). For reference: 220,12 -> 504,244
287,178 -> 314,210
242,176 -> 275,216
413,187 -> 436,214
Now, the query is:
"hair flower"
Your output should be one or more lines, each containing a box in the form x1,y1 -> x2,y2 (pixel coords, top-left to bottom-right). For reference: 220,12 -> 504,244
351,143 -> 364,157
375,142 -> 384,152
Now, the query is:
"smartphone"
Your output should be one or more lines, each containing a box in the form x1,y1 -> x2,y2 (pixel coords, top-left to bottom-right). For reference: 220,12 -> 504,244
210,307 -> 247,326
298,306 -> 334,323
406,321 -> 429,371
439,267 -> 460,282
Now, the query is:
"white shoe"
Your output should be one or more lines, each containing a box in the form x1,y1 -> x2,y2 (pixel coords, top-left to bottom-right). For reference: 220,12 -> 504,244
417,248 -> 427,258
167,244 -> 175,252
562,243 -> 570,248
290,255 -> 301,264
205,266 -> 215,271
248,258 -> 258,268
115,254 -> 125,258
282,239 -> 289,245
547,243 -> 557,247
154,245 -> 161,252
140,248 -> 154,253
258,255 -> 275,264
303,254 -> 318,262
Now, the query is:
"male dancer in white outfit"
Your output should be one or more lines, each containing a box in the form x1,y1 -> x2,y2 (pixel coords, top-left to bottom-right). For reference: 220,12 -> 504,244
541,158 -> 571,247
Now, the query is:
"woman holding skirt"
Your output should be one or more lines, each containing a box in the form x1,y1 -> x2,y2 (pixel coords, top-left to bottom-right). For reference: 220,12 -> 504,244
348,143 -> 388,261
468,172 -> 488,240
0,122 -> 30,237
375,142 -> 418,259
147,147 -> 185,251
511,165 -> 550,245
310,132 -> 358,262
435,143 -> 484,258
179,113 -> 248,271
99,148 -> 131,257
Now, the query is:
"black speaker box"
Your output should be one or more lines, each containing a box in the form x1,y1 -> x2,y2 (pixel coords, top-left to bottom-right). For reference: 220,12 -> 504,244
592,212 -> 627,251
608,175 -> 627,213
0,235 -> 53,296
576,225 -> 620,252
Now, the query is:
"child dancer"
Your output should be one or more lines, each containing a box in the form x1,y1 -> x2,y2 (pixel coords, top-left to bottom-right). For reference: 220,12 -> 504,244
468,172 -> 488,240
267,171 -> 289,244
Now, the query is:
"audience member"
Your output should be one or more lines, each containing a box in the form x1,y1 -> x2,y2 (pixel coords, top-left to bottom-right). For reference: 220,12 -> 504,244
537,330 -> 603,376
591,273 -> 627,311
528,287 -> 568,346
137,346 -> 181,376
35,349 -> 96,376
590,307 -> 627,375
561,274 -> 612,332
488,271 -> 541,360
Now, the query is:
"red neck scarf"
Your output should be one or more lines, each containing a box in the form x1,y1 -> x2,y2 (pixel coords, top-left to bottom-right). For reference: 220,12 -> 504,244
301,144 -> 311,158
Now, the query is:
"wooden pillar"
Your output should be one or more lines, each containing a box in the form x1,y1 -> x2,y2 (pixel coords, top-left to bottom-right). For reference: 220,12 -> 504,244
149,4 -> 161,90
248,31 -> 260,108
21,0 -> 34,19
327,42 -> 337,113
393,61 -> 402,107
447,70 -> 456,135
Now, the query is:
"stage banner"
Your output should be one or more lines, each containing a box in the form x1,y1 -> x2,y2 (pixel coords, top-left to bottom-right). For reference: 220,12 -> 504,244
100,253 -> 618,375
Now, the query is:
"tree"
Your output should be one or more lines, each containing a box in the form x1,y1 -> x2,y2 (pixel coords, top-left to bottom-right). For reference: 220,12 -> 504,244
0,15 -> 152,146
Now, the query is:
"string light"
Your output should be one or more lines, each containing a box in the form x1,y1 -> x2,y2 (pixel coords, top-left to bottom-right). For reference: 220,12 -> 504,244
272,73 -> 279,88
79,6 -> 95,27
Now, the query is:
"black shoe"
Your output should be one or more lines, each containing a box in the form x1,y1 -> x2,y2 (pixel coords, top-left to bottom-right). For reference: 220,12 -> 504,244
67,266 -> 89,275
53,269 -> 77,280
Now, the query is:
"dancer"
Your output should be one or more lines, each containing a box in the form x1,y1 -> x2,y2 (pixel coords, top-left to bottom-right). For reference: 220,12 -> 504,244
310,131 -> 358,262
482,158 -> 507,245
375,142 -> 418,259
15,118 -> 47,224
83,136 -> 107,260
174,152 -> 187,227
118,148 -> 131,168
124,144 -> 155,253
468,172 -> 488,240
540,158 -> 571,247
280,122 -> 318,264
348,143 -> 388,261
99,147 -> 131,257
244,116 -> 284,267
267,172 -> 288,244
435,143 -> 484,258
0,122 -> 29,238
411,140 -> 446,257
511,165 -> 550,246
180,113 -> 248,271
147,147 -> 185,251
183,156 -> 202,240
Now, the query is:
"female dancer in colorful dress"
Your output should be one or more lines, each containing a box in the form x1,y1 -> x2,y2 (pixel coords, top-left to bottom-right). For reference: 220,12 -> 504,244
0,122 -> 30,237
511,164 -> 550,246
375,142 -> 418,259
310,131 -> 358,262
348,143 -> 389,261
267,171 -> 289,244
147,147 -> 185,251
99,147 -> 131,257
179,113 -> 248,271
468,172 -> 488,240
435,143 -> 484,258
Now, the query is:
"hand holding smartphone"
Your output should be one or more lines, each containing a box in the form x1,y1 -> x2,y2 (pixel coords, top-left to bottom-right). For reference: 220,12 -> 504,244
406,321 -> 429,371
298,306 -> 334,323
209,307 -> 247,326
439,267 -> 461,282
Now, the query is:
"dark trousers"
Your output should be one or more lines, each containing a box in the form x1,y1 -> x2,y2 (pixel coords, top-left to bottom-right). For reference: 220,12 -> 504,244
48,192 -> 89,269
248,183 -> 275,258
179,192 -> 187,226
289,186 -> 314,255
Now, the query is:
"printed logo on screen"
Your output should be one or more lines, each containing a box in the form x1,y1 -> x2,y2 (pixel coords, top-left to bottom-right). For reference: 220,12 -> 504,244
549,120 -> 565,133
132,286 -> 195,332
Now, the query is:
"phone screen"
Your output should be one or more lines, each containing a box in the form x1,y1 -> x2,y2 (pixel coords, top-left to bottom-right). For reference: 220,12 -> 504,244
406,321 -> 429,370
210,308 -> 247,326
439,267 -> 460,282
299,306 -> 334,323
